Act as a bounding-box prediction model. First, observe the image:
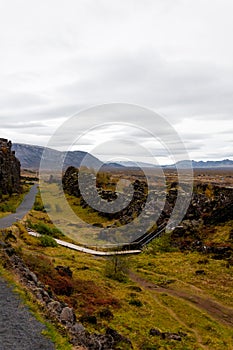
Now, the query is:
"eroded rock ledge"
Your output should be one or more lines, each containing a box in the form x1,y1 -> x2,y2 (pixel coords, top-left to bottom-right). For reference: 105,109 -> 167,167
0,138 -> 21,195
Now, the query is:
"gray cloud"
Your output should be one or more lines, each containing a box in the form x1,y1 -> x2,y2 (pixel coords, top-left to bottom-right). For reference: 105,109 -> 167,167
1,122 -> 46,129
67,55 -> 233,117
0,0 -> 232,162
0,92 -> 49,111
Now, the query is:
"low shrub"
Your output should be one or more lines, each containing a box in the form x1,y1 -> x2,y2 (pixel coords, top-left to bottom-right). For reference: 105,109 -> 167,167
33,202 -> 45,212
30,222 -> 64,238
128,298 -> 143,307
23,253 -> 54,280
98,307 -> 114,320
39,235 -> 58,247
146,231 -> 177,254
0,203 -> 16,213
51,275 -> 74,296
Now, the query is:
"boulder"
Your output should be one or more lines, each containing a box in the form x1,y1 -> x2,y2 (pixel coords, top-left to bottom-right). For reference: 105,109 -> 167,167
47,301 -> 62,318
149,328 -> 161,336
71,323 -> 85,334
60,307 -> 76,325
27,271 -> 38,285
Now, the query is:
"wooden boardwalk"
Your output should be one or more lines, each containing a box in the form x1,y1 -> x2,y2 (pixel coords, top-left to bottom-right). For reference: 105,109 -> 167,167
28,230 -> 142,256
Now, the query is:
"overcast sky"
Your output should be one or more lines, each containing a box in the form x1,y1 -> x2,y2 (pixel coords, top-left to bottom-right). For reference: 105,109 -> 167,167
0,0 -> 232,164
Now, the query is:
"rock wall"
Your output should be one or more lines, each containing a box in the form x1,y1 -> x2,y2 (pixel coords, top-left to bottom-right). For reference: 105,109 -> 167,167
0,138 -> 21,195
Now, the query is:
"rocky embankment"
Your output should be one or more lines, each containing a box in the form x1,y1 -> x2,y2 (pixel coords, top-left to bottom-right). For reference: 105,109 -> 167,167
171,183 -> 233,258
1,244 -> 132,350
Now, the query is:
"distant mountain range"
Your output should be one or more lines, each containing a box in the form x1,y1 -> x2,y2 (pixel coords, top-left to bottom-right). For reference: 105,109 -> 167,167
167,159 -> 233,169
114,159 -> 233,169
113,161 -> 159,168
12,143 -> 233,170
12,143 -> 103,170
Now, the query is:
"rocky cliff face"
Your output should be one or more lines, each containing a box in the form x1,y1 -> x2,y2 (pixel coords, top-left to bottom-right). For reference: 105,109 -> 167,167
0,138 -> 21,195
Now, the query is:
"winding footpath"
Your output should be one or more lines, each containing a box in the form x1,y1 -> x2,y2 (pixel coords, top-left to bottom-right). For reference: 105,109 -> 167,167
0,184 -> 38,229
0,277 -> 55,350
129,271 -> 233,349
129,272 -> 233,328
0,184 -> 55,349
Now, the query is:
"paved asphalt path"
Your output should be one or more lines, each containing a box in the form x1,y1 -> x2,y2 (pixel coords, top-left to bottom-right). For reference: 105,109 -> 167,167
0,277 -> 55,350
0,184 -> 38,229
0,184 -> 55,349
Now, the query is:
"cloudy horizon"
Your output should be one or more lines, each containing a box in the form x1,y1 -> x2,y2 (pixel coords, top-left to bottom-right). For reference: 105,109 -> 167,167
0,0 -> 232,164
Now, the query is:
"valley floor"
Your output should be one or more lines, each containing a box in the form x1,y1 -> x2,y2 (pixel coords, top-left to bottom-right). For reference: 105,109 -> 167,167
0,174 -> 233,349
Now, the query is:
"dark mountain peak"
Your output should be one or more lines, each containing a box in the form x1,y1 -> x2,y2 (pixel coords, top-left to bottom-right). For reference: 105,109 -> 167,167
12,143 -> 102,170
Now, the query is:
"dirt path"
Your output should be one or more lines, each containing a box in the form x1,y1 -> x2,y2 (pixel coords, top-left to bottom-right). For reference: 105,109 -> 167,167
0,277 -> 55,350
150,290 -> 209,350
129,271 -> 233,328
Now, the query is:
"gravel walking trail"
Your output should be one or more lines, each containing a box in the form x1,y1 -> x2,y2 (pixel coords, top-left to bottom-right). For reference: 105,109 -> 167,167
0,277 -> 55,350
0,184 -> 57,349
0,184 -> 38,229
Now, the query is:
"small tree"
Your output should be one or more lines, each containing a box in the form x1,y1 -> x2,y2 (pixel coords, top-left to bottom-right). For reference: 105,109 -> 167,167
105,255 -> 130,282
